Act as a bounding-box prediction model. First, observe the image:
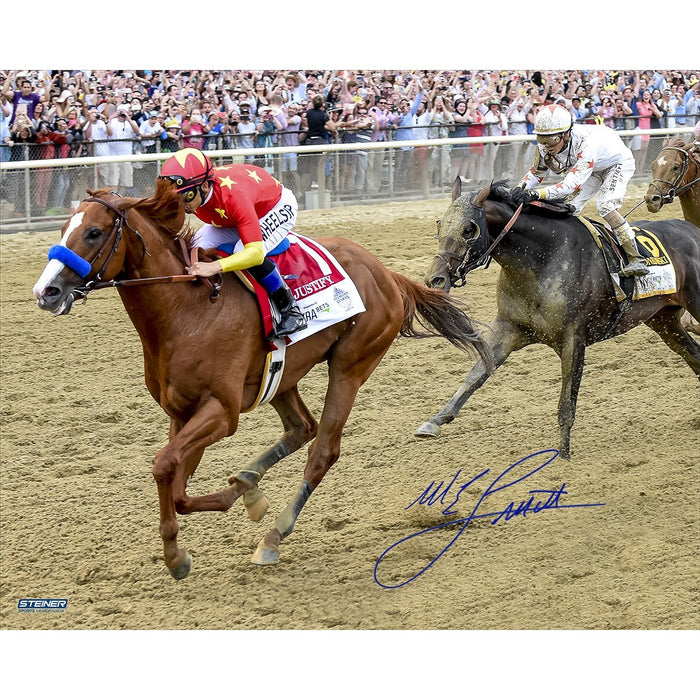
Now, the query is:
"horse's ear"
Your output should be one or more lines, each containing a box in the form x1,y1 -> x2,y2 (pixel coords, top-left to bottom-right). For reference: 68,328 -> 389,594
473,183 -> 491,208
451,176 -> 463,201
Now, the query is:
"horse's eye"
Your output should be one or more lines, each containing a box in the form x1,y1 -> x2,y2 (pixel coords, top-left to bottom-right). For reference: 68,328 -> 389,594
465,224 -> 479,241
85,227 -> 103,240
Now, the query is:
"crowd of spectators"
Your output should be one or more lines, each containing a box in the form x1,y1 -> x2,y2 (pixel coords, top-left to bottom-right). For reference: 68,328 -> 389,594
1,68 -> 698,210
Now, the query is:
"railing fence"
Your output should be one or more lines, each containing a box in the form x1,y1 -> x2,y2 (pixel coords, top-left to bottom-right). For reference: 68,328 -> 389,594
1,126 -> 695,233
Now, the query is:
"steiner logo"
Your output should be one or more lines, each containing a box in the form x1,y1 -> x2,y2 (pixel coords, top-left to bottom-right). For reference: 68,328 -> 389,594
17,598 -> 68,612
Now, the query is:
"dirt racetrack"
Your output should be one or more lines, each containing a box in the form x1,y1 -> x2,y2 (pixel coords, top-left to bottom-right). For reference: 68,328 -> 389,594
1,185 -> 698,630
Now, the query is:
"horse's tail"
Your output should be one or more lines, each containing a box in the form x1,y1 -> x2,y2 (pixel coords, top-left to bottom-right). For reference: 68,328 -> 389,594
391,271 -> 494,374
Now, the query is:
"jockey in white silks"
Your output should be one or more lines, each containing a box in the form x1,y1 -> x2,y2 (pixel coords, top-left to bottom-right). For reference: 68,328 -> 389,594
511,104 -> 649,277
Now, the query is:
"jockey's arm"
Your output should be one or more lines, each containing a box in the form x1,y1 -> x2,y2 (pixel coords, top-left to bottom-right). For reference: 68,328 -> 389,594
535,147 -> 595,201
218,240 -> 265,273
186,241 -> 265,278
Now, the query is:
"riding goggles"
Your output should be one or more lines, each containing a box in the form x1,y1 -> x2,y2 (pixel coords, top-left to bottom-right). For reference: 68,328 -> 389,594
536,133 -> 565,148
179,187 -> 199,203
161,175 -> 201,202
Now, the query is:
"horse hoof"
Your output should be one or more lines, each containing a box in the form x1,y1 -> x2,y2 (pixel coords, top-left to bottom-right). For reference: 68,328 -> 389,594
168,552 -> 192,580
251,542 -> 280,566
415,421 -> 441,438
243,488 -> 269,522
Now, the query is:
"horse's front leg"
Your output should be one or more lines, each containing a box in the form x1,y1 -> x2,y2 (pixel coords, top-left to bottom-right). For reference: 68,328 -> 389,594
556,331 -> 586,460
415,318 -> 528,437
228,386 -> 318,522
153,398 -> 233,579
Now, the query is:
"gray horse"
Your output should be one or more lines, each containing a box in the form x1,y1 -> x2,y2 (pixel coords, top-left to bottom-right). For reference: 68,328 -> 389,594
416,178 -> 700,458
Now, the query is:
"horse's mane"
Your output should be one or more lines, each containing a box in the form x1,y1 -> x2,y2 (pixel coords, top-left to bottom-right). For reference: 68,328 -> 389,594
485,180 -> 514,204
86,181 -> 193,241
130,179 -> 194,241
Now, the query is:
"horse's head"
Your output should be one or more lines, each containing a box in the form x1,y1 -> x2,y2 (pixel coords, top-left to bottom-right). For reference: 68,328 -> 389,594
425,177 -> 492,291
33,182 -> 186,315
33,190 -> 134,315
645,137 -> 696,212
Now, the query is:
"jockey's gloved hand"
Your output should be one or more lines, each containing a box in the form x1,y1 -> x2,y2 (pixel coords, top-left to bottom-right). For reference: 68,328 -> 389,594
510,186 -> 539,206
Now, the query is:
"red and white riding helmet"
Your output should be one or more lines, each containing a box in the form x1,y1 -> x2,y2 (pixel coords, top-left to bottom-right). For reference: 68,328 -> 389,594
159,148 -> 214,192
533,104 -> 573,135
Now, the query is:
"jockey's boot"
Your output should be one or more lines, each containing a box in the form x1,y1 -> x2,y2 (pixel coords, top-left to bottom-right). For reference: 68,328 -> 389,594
269,282 -> 307,338
614,222 -> 649,277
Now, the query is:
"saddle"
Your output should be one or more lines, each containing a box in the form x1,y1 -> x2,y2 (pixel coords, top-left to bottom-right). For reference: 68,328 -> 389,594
197,234 -> 366,411
576,217 -> 678,308
524,201 -> 635,299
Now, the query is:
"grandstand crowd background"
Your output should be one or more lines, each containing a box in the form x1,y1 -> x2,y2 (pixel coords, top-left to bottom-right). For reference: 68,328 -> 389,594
1,68 -> 698,216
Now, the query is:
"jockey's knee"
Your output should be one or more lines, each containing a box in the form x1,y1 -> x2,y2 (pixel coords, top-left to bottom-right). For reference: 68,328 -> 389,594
598,198 -> 623,221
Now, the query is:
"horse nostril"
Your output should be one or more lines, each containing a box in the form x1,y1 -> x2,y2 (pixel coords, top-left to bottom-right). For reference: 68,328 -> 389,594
427,275 -> 448,291
42,286 -> 61,299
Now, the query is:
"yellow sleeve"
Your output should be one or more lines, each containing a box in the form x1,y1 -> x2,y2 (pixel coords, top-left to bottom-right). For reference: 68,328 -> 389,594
217,241 -> 265,273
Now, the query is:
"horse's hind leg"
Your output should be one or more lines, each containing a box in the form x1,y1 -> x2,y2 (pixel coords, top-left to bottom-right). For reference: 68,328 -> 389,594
415,318 -> 528,437
251,332 -> 394,565
645,307 -> 700,376
681,310 -> 700,336
229,386 -> 318,522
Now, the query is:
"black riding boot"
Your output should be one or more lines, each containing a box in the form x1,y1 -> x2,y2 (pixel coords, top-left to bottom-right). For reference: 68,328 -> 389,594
269,283 -> 307,338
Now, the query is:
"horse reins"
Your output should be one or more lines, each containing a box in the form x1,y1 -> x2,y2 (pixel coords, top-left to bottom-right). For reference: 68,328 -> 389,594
448,202 -> 524,285
69,196 -> 220,302
648,145 -> 700,204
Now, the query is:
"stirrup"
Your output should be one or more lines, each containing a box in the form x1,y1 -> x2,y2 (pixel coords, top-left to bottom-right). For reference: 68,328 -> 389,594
269,309 -> 307,340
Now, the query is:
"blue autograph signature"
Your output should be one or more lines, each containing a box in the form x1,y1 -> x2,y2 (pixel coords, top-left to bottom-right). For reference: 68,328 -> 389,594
374,449 -> 605,589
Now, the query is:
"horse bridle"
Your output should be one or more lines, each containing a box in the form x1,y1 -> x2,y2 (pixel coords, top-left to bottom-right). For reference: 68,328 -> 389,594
52,195 -> 220,303
64,196 -> 150,298
437,198 -> 523,287
648,145 -> 700,205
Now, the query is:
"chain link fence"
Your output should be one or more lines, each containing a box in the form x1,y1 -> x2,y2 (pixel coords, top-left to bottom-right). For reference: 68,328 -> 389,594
1,127 -> 694,234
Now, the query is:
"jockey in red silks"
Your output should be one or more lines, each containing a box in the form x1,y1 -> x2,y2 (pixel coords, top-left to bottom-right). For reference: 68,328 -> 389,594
159,148 -> 307,338
511,104 -> 649,277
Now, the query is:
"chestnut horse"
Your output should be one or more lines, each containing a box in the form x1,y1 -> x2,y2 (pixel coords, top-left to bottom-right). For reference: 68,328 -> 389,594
416,179 -> 700,458
645,136 -> 700,334
645,136 -> 700,226
32,183 -> 492,580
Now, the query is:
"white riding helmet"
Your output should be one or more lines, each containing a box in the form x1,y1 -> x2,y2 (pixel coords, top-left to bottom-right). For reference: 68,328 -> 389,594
533,104 -> 572,135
